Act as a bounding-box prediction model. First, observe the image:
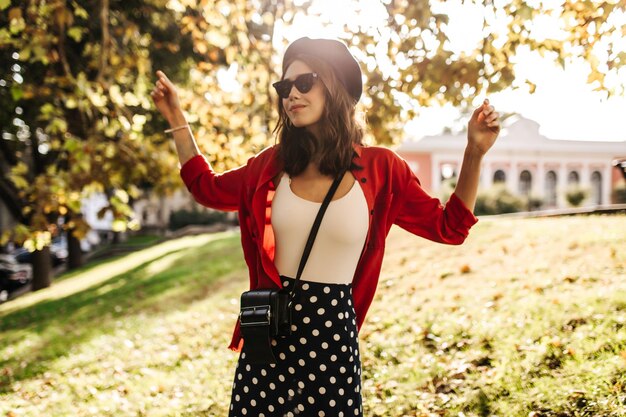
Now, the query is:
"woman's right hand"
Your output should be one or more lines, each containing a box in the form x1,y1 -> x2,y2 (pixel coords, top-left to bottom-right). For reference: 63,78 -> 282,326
150,70 -> 183,125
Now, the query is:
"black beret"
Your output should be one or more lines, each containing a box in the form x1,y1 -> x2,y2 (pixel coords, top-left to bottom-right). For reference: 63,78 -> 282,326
282,37 -> 362,103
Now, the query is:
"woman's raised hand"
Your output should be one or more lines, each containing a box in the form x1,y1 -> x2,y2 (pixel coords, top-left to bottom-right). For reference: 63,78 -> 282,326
467,98 -> 501,156
150,70 -> 183,125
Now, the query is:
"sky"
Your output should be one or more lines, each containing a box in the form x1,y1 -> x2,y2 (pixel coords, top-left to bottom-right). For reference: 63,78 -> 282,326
275,0 -> 626,143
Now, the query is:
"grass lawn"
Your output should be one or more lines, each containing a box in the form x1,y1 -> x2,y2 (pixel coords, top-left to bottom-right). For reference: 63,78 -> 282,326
0,216 -> 625,416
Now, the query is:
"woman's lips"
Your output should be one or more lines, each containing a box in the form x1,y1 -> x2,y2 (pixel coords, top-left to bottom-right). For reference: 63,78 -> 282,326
290,105 -> 305,112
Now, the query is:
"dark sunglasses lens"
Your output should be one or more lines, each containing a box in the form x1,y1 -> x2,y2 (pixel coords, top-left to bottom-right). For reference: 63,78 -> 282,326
273,73 -> 316,98
294,73 -> 314,94
273,80 -> 292,99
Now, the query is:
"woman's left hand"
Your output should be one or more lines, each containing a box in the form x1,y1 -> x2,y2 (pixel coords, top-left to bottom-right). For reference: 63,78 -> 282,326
467,98 -> 500,155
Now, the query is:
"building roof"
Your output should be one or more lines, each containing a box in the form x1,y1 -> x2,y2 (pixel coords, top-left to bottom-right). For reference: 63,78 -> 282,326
397,116 -> 626,156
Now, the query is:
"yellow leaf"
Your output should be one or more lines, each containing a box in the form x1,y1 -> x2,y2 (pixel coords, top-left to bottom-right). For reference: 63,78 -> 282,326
114,189 -> 129,204
112,219 -> 126,232
8,7 -> 22,21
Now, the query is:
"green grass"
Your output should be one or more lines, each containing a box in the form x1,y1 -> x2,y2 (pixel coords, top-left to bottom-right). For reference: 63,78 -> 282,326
1,216 -> 625,416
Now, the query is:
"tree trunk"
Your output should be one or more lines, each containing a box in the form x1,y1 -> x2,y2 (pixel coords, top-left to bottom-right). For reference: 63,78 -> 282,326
67,230 -> 84,270
31,246 -> 52,291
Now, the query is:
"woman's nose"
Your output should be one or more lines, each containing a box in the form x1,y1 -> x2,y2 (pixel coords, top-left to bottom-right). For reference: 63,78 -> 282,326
287,85 -> 300,99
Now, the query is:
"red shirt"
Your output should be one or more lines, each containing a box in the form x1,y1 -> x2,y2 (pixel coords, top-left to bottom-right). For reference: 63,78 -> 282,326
180,144 -> 478,351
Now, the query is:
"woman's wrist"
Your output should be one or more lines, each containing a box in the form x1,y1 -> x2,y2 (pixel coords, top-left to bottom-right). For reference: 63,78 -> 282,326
168,108 -> 187,127
464,143 -> 486,159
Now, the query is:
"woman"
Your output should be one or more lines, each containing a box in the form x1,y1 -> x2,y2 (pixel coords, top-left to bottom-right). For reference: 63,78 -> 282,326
151,37 -> 500,417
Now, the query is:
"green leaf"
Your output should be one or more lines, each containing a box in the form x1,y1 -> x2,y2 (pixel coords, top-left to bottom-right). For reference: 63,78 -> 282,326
10,85 -> 23,101
74,5 -> 88,19
0,0 -> 11,11
67,27 -> 83,42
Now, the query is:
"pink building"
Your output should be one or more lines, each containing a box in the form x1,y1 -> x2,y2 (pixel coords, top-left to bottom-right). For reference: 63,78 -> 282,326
397,116 -> 626,208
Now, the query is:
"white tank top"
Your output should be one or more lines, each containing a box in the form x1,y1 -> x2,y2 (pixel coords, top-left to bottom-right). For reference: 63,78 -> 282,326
271,174 -> 369,284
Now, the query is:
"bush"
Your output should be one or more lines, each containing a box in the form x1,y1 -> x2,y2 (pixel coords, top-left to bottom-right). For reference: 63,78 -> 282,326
565,186 -> 588,207
439,177 -> 457,203
474,185 -> 525,215
526,195 -> 544,211
612,184 -> 626,204
168,209 -> 232,230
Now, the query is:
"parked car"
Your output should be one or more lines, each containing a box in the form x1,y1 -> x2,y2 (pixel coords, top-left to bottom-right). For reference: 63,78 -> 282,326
0,254 -> 33,302
13,237 -> 68,266
12,231 -> 98,267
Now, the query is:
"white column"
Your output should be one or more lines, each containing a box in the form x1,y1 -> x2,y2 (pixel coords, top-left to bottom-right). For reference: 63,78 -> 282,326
558,163 -> 568,208
508,160 -> 519,195
536,163 -> 545,198
603,164 -> 612,206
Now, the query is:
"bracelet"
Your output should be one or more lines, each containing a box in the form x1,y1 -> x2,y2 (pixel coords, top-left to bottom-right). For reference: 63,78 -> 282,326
164,124 -> 190,134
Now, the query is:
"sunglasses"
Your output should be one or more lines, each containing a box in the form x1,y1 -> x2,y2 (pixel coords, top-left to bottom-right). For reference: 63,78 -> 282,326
272,72 -> 319,99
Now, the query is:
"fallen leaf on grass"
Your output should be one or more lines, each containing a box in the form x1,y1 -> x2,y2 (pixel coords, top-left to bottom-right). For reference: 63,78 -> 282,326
550,338 -> 562,348
439,271 -> 453,280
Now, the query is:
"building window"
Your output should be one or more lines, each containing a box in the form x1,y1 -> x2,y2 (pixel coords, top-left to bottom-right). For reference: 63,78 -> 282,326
519,170 -> 532,196
545,171 -> 557,206
493,169 -> 506,184
568,170 -> 580,185
590,171 -> 602,205
440,164 -> 456,180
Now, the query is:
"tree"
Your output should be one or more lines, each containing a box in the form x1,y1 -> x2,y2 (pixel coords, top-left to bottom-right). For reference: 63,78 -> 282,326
348,0 -> 625,144
0,0 -> 196,287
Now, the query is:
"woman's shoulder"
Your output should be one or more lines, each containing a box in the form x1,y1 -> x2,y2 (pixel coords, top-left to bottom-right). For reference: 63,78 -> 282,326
357,144 -> 407,167
246,144 -> 278,164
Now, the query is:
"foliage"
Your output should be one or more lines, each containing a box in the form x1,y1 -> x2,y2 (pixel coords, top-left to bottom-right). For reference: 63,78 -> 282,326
526,194 -> 544,211
438,176 -> 457,203
1,216 -> 625,416
474,184 -> 525,215
565,185 -> 588,207
349,0 -> 626,144
168,208 -> 233,230
612,183 -> 626,204
0,0 -> 197,276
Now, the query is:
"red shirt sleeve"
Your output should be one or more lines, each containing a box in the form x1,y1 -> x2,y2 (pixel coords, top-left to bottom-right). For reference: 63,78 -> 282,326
179,154 -> 248,212
393,158 -> 478,244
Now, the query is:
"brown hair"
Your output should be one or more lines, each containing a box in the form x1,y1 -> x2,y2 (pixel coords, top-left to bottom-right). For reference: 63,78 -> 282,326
274,54 -> 364,177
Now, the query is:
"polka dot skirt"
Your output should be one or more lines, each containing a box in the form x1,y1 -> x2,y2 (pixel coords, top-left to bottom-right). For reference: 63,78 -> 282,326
229,277 -> 363,417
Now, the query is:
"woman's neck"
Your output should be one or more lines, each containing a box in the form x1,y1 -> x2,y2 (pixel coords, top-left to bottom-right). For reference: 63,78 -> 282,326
300,162 -> 325,179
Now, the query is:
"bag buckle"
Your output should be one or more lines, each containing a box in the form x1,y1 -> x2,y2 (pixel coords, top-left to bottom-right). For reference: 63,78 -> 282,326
239,305 -> 271,327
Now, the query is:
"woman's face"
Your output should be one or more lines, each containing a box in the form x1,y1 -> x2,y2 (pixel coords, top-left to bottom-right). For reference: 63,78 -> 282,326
282,60 -> 325,135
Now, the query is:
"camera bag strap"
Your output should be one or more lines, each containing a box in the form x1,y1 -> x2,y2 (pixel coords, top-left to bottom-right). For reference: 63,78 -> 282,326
240,171 -> 346,364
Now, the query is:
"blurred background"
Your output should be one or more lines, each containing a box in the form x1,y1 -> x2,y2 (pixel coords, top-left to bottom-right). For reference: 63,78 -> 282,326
1,2 -> 626,416
0,0 -> 624,297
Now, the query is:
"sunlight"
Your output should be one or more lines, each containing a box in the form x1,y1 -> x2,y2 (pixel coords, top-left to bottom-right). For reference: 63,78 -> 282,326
0,232 -> 235,316
279,0 -> 626,141
276,0 -> 388,47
